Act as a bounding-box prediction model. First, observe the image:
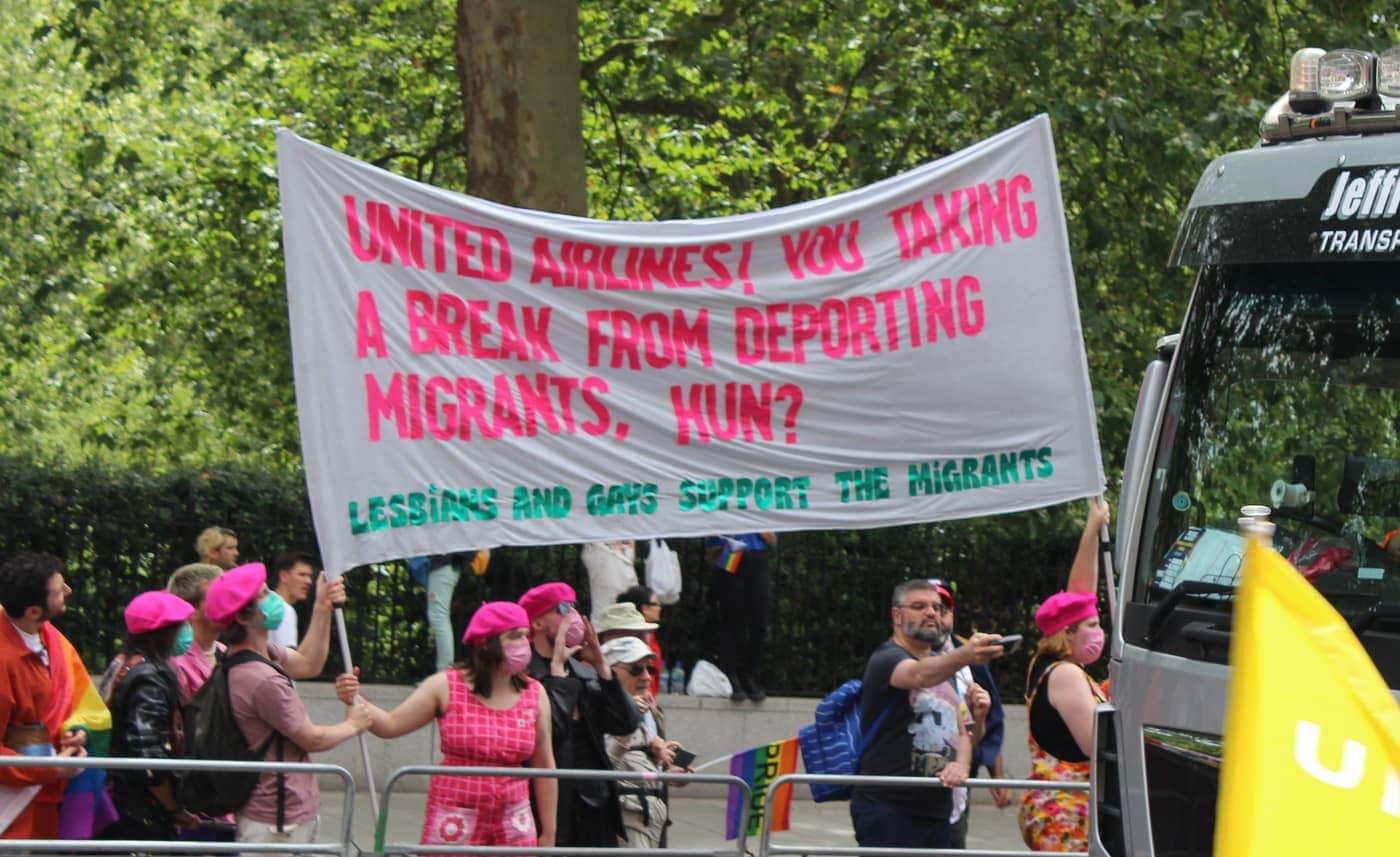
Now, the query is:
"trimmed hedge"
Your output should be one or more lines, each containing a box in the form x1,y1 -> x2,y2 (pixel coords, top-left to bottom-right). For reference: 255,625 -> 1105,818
0,455 -> 1085,698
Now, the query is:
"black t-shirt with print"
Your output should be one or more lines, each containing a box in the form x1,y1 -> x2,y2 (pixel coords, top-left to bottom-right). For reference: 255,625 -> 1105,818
852,640 -> 958,819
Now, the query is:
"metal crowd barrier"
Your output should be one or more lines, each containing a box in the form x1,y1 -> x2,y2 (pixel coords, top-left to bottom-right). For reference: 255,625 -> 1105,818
375,765 -> 754,856
0,754 -> 357,856
756,774 -> 1091,857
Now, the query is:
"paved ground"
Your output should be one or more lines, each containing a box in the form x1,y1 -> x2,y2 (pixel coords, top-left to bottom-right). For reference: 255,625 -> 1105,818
321,790 -> 1028,854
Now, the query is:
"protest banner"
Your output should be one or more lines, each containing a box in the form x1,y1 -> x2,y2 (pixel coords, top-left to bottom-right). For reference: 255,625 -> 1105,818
276,114 -> 1103,574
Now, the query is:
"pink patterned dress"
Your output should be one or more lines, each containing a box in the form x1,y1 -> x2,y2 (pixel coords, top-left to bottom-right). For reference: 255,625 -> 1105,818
421,670 -> 541,852
1018,662 -> 1108,852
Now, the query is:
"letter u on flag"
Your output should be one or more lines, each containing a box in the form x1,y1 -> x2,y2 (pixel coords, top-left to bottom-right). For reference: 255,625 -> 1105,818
726,738 -> 798,840
1215,538 -> 1400,855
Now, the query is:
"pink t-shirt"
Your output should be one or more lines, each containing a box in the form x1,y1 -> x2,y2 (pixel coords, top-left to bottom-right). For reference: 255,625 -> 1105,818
225,645 -> 317,825
170,640 -> 226,700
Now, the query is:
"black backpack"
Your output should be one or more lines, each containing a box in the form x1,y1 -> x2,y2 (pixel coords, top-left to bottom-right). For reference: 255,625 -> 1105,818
177,649 -> 289,826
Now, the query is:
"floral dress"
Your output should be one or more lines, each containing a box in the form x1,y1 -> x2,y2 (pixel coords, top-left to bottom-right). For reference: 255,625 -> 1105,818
1017,661 -> 1108,852
421,670 -> 541,854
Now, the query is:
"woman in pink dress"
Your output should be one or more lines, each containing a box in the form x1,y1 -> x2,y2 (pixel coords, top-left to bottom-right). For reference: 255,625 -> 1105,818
1019,499 -> 1111,852
339,601 -> 556,852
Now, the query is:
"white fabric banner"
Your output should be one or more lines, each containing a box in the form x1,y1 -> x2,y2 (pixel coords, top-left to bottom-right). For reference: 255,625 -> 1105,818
277,115 -> 1104,575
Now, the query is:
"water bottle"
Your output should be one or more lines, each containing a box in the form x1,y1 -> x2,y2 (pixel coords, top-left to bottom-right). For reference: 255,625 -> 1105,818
660,663 -> 672,694
670,661 -> 687,695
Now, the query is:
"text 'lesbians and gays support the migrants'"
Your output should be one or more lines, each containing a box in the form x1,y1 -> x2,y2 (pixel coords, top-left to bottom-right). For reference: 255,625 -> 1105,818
275,115 -> 1103,573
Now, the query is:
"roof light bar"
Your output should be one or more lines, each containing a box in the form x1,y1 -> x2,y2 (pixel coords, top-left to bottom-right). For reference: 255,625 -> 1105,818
1265,45 -> 1400,143
1289,47 -> 1326,93
1317,49 -> 1377,102
1379,46 -> 1400,96
1287,47 -> 1328,114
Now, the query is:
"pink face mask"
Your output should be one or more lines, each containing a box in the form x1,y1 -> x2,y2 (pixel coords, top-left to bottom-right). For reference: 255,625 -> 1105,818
501,640 -> 532,674
1072,626 -> 1105,664
564,612 -> 585,648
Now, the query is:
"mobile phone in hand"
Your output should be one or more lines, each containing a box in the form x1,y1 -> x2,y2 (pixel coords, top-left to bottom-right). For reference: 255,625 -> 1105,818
671,747 -> 697,768
997,634 -> 1023,655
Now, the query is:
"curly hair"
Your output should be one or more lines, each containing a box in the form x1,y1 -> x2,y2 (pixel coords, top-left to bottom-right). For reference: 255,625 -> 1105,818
0,553 -> 64,620
195,526 -> 235,561
616,584 -> 655,610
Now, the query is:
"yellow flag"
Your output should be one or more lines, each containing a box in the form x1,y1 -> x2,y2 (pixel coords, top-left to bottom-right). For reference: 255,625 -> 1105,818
1215,538 -> 1400,854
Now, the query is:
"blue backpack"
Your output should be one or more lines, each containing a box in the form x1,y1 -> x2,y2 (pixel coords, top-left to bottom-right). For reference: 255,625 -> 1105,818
796,679 -> 899,802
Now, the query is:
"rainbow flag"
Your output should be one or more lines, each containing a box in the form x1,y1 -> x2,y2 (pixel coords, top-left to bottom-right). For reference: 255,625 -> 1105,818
58,677 -> 117,839
717,536 -> 746,573
41,624 -> 117,839
725,737 -> 798,840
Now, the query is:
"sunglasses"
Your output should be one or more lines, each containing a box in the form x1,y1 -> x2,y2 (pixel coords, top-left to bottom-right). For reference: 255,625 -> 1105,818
555,601 -> 575,615
625,664 -> 659,677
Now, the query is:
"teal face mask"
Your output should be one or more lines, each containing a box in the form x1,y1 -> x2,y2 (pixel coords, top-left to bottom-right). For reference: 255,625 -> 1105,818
257,592 -> 285,630
171,622 -> 194,657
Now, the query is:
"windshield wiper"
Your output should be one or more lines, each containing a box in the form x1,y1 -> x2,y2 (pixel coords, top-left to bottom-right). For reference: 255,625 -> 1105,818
1145,580 -> 1237,647
1349,601 -> 1400,635
1269,507 -> 1344,535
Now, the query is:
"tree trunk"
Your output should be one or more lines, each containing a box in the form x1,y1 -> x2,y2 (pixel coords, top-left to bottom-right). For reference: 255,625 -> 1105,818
456,0 -> 586,215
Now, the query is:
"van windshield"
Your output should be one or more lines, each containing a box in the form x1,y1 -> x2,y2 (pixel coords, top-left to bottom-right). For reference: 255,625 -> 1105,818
1135,262 -> 1400,682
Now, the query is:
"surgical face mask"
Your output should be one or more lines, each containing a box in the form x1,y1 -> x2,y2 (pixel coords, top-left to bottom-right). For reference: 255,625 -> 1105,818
1072,625 -> 1105,664
502,640 -> 532,674
171,622 -> 194,656
257,592 -> 286,630
564,612 -> 585,648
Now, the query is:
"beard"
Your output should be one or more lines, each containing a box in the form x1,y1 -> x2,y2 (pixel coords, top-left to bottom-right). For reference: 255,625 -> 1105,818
902,618 -> 950,648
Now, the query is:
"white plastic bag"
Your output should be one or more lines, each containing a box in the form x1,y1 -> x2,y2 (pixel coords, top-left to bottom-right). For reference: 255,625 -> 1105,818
686,658 -> 733,697
581,541 -> 639,623
646,539 -> 682,605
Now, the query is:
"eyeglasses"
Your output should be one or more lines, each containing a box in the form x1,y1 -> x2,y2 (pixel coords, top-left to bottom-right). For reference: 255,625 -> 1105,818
906,578 -> 954,613
625,664 -> 659,677
645,601 -> 661,608
555,601 -> 575,615
901,599 -> 951,616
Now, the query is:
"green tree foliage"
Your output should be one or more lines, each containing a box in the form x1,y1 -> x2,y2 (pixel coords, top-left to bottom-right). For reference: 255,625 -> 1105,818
575,0 -> 1396,473
4,0 -> 1394,473
7,2 -> 1395,689
0,0 -> 463,466
0,0 -> 1394,514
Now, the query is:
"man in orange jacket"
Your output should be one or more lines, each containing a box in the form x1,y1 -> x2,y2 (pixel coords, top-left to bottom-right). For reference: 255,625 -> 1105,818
0,553 -> 92,839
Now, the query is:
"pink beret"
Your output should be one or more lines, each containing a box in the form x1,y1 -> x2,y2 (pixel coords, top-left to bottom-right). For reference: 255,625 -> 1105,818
462,601 -> 530,645
1034,591 -> 1099,636
204,562 -> 267,627
518,581 -> 577,620
124,591 -> 194,635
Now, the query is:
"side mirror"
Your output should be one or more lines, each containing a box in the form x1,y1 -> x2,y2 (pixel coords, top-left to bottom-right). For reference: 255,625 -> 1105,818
1337,456 -> 1400,514
1291,454 -> 1315,491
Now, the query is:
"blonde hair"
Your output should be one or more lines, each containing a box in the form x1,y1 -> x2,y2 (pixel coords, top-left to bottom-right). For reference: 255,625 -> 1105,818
1027,623 -> 1092,702
195,526 -> 234,561
167,563 -> 222,608
1033,623 -> 1085,661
